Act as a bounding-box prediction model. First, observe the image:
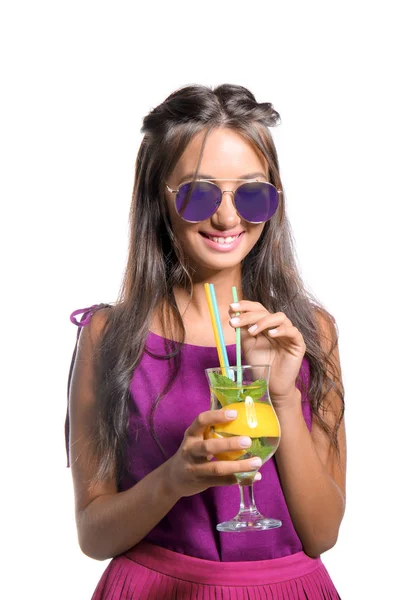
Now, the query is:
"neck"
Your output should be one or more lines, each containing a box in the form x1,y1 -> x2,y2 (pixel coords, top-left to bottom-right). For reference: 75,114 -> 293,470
174,268 -> 243,323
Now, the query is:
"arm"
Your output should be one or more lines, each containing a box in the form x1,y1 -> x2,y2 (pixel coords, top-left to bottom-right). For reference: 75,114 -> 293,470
69,311 -> 262,560
69,310 -> 181,560
273,315 -> 346,557
228,302 -> 346,558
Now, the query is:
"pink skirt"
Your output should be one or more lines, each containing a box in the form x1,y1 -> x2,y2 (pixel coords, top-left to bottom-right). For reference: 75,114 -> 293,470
91,541 -> 341,599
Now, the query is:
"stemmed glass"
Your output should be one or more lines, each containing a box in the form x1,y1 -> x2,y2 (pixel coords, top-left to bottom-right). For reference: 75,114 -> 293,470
205,365 -> 282,532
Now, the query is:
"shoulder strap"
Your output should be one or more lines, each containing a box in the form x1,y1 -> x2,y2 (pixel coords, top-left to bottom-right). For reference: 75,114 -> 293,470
65,303 -> 112,467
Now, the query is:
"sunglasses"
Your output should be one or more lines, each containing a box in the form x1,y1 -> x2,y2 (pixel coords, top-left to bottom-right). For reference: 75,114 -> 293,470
165,178 -> 282,224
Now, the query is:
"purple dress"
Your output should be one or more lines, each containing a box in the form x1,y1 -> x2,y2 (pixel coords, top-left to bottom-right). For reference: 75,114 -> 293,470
67,307 -> 313,562
67,307 -> 342,599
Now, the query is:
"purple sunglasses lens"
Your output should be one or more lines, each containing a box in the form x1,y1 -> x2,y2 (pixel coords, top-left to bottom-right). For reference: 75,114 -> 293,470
175,182 -> 221,221
235,182 -> 279,222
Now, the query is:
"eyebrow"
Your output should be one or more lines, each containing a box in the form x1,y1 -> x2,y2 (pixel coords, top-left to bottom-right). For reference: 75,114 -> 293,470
178,171 -> 268,184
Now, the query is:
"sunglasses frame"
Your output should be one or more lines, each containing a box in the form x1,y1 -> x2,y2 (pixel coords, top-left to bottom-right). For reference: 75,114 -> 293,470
165,178 -> 283,224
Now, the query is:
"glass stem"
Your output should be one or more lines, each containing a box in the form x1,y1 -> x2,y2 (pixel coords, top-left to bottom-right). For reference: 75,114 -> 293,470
238,481 -> 259,516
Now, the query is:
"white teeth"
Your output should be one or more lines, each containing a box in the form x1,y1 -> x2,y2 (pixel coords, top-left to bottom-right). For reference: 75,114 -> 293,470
210,234 -> 239,244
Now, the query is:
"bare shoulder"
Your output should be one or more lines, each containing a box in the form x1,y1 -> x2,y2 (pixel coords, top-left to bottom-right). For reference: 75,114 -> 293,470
309,305 -> 344,412
312,305 -> 339,353
81,305 -> 113,349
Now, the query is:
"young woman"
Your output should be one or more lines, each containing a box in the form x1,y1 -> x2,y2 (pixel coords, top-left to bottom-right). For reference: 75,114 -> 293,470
66,83 -> 346,599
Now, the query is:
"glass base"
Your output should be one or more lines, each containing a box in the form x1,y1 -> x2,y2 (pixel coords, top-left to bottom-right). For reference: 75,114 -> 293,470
217,509 -> 282,532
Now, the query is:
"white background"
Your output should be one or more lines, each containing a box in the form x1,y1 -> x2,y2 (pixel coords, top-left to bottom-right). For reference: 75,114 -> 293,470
1,1 -> 399,598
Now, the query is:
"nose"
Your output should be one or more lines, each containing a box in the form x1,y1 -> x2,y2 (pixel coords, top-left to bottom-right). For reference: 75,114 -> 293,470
210,189 -> 241,228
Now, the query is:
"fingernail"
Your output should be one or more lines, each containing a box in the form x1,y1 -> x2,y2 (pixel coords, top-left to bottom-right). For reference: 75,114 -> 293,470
225,410 -> 238,419
249,457 -> 262,468
230,317 -> 240,326
254,473 -> 262,481
238,436 -> 252,448
248,324 -> 257,333
230,302 -> 240,310
268,328 -> 278,335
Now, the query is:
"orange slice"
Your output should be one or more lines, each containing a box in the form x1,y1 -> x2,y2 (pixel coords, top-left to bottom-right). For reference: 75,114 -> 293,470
206,430 -> 247,461
214,401 -> 280,438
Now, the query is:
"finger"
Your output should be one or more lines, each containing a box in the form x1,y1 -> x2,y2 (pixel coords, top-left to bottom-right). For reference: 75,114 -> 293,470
207,473 -> 262,487
207,474 -> 238,487
192,435 -> 253,459
206,471 -> 262,487
229,310 -> 269,328
187,408 -> 238,438
267,324 -> 305,348
230,311 -> 290,333
248,312 -> 288,335
229,300 -> 270,314
203,456 -> 263,478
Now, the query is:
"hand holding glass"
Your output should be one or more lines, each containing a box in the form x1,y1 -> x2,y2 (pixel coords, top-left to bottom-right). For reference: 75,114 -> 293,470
205,365 -> 282,532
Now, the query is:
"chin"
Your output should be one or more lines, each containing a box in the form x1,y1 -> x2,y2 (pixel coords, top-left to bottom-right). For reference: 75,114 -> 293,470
192,253 -> 247,273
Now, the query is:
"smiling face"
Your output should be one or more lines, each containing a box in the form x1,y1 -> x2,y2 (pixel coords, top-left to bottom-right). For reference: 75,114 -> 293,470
165,127 -> 270,279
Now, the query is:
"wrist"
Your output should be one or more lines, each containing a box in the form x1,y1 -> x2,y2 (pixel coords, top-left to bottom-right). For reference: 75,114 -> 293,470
159,458 -> 183,503
271,387 -> 302,414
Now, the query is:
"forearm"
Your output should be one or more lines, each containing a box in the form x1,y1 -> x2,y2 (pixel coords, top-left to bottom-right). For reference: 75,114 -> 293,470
77,459 -> 180,561
273,390 -> 345,557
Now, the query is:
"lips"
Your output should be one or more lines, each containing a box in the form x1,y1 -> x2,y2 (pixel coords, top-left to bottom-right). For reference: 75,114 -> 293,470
200,232 -> 242,244
199,231 -> 245,252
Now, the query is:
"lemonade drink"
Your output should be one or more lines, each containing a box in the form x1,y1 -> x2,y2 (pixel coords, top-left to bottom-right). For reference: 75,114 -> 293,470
206,376 -> 281,465
205,365 -> 282,531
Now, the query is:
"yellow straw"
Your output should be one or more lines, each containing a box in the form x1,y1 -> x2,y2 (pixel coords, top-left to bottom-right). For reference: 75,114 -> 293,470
204,283 -> 227,375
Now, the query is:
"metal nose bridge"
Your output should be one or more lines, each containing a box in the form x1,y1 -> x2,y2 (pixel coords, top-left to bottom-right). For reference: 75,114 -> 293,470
216,189 -> 238,217
218,189 -> 236,209
218,189 -> 237,210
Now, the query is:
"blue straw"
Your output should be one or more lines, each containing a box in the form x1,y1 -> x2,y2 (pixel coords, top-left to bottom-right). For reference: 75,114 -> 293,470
232,286 -> 242,385
209,284 -> 230,369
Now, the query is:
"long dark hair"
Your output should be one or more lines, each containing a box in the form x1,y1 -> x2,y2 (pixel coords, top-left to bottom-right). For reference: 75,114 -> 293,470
85,83 -> 344,485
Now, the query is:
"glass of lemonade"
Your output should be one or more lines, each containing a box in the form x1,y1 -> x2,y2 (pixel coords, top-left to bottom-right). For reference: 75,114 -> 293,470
205,365 -> 282,532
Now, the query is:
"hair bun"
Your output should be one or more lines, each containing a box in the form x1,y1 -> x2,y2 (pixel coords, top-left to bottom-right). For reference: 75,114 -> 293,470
255,102 -> 281,127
